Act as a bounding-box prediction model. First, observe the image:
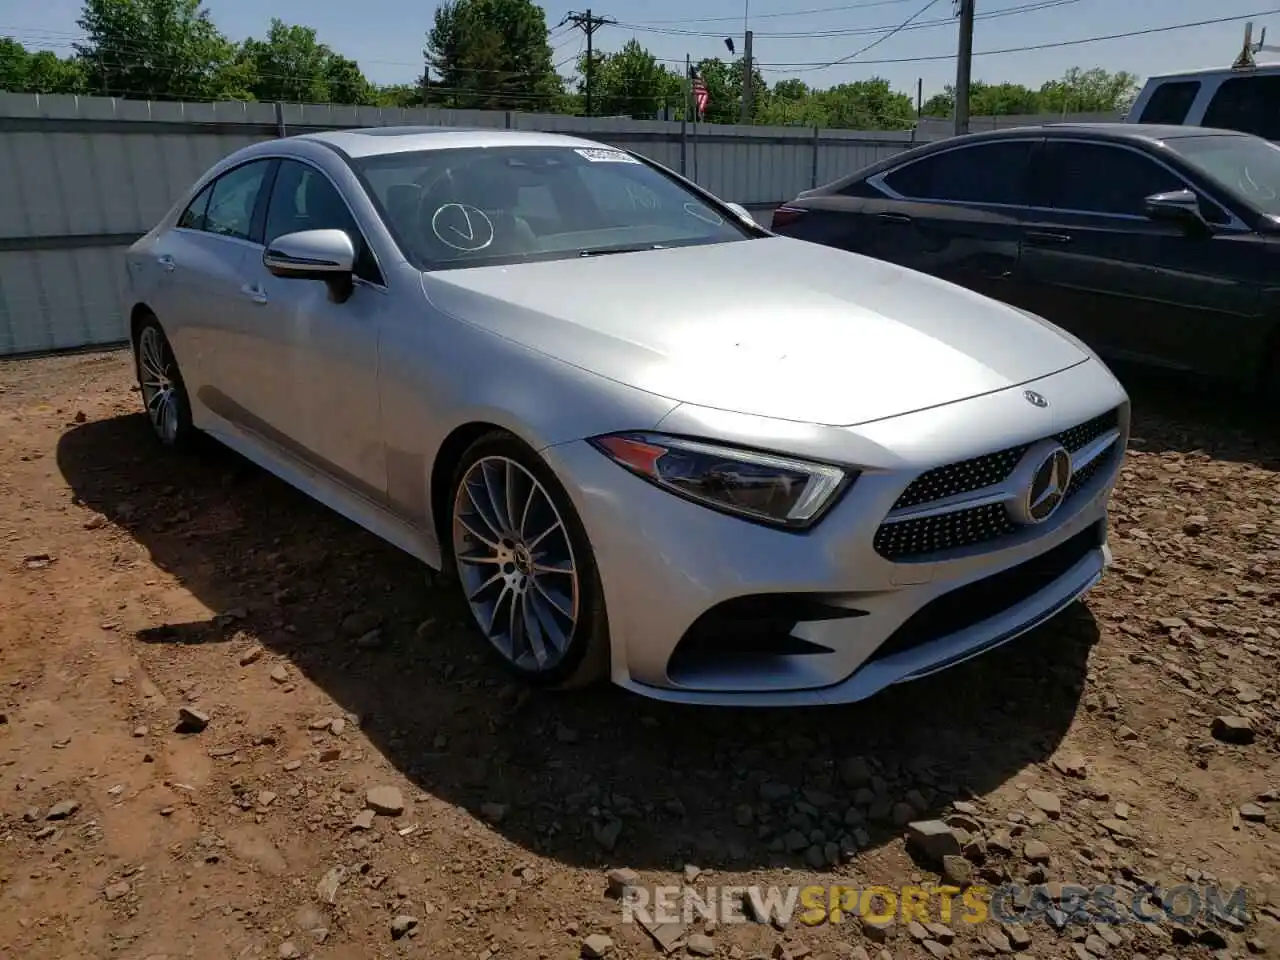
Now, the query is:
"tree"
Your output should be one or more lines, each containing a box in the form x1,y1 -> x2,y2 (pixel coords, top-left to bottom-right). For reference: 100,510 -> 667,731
75,0 -> 246,99
238,19 -> 373,104
0,38 -> 86,93
922,68 -> 1139,119
424,0 -> 562,111
576,40 -> 680,119
1039,66 -> 1139,114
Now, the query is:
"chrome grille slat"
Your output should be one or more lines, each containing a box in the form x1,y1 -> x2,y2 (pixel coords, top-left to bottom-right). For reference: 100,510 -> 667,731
874,410 -> 1120,562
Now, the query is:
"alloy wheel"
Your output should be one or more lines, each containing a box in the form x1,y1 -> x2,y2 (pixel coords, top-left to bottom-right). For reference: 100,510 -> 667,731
451,455 -> 580,672
137,326 -> 180,444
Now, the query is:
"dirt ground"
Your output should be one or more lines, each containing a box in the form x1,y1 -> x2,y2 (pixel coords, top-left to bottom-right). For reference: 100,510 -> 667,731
0,348 -> 1277,960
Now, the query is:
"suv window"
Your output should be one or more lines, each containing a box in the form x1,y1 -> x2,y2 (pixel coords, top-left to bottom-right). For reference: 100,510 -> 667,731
1203,75 -> 1280,141
205,161 -> 272,241
265,160 -> 382,285
178,183 -> 213,231
881,140 -> 1034,205
1138,81 -> 1200,124
1038,141 -> 1185,217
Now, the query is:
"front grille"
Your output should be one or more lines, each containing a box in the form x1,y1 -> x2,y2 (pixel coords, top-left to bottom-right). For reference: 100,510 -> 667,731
874,409 -> 1119,562
866,521 -> 1102,664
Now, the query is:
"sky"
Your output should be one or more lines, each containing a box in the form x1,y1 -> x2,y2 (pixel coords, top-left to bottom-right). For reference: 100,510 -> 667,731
2,0 -> 1278,100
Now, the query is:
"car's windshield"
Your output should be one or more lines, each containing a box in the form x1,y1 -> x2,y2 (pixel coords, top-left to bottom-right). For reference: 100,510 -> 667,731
353,145 -> 754,270
1170,133 -> 1280,216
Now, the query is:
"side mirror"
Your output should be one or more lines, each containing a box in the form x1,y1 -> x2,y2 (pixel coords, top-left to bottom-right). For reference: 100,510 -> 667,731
724,201 -> 757,224
264,229 -> 357,302
1143,189 -> 1210,232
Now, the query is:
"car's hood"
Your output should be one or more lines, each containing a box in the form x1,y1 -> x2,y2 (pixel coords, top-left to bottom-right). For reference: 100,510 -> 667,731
421,236 -> 1088,426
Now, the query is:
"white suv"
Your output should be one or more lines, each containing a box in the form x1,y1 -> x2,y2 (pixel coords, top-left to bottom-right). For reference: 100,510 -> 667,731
1127,64 -> 1280,141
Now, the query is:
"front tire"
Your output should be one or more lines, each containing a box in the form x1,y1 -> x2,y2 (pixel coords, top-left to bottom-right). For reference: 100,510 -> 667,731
447,431 -> 609,690
134,315 -> 196,449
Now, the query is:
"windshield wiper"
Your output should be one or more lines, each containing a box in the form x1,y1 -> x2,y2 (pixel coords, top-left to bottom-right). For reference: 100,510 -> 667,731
578,243 -> 665,258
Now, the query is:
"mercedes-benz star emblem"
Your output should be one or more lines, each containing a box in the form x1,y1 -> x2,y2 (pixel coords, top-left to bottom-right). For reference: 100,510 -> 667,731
1006,440 -> 1073,526
1024,390 -> 1048,408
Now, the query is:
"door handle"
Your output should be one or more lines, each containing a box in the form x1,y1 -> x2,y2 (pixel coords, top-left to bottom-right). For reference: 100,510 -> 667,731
240,283 -> 268,304
1025,230 -> 1072,245
878,212 -> 912,224
157,254 -> 175,272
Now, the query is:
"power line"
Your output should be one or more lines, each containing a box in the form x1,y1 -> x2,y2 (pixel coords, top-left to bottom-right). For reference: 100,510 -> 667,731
784,0 -> 946,74
613,0 -> 1081,39
754,8 -> 1280,69
619,0 -> 921,27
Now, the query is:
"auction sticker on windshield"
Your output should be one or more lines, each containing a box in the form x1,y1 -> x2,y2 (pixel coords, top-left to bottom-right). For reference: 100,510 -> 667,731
575,148 -> 639,163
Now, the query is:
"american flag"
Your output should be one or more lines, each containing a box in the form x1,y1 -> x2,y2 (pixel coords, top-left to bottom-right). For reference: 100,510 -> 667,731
690,70 -> 709,117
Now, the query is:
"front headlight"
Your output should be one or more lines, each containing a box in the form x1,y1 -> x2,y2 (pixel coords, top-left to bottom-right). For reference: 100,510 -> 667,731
588,432 -> 853,529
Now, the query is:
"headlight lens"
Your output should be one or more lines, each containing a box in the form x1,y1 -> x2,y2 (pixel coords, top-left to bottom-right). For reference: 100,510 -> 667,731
588,432 -> 852,529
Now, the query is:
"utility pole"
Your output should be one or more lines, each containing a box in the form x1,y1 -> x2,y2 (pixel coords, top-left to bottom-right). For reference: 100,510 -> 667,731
564,10 -> 616,117
953,0 -> 975,136
740,30 -> 754,123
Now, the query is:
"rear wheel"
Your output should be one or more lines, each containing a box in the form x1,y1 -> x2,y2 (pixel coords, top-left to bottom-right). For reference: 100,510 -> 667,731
448,431 -> 609,689
134,315 -> 196,449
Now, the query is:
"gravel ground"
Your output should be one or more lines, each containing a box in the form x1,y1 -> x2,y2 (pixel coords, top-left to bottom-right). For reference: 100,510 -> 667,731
0,348 -> 1277,960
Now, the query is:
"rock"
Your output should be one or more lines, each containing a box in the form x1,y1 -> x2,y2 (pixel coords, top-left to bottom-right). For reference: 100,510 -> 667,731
45,799 -> 80,820
390,915 -> 418,940
315,866 -> 346,904
607,867 -> 639,897
278,942 -> 301,959
1002,922 -> 1032,950
906,820 -> 962,862
1051,754 -> 1088,778
922,941 -> 949,959
175,707 -> 209,733
340,610 -> 380,638
840,756 -> 873,787
269,665 -> 290,684
480,802 -> 508,823
353,629 -> 383,649
1025,789 -> 1061,818
1183,515 -> 1207,535
1212,716 -> 1256,745
103,881 -> 131,902
350,809 -> 375,831
687,933 -> 715,956
594,818 -> 623,851
581,933 -> 613,958
365,786 -> 405,816
1084,933 -> 1109,955
238,646 -> 265,666
735,803 -> 754,826
1023,839 -> 1052,863
1240,802 -> 1267,823
942,855 -> 973,887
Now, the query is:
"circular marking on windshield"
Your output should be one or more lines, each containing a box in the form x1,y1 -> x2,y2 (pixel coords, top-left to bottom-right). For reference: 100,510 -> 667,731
683,202 -> 723,226
431,203 -> 495,252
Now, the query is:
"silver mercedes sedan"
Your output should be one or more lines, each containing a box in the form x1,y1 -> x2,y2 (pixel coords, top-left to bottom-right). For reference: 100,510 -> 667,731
123,126 -> 1129,706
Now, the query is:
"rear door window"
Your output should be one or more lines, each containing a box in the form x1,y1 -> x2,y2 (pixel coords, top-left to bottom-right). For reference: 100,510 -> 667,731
881,140 -> 1035,206
1137,80 -> 1201,124
1202,76 -> 1280,141
204,161 -> 273,242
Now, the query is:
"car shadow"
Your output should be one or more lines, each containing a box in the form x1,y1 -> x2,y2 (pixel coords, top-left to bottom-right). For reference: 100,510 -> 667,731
56,412 -> 1095,872
1113,363 -> 1280,470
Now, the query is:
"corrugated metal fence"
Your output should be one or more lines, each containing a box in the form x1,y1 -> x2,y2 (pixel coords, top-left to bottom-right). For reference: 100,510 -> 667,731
0,92 -> 924,356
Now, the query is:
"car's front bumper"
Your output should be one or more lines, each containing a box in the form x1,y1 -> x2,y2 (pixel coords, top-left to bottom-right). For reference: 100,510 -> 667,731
541,359 -> 1128,707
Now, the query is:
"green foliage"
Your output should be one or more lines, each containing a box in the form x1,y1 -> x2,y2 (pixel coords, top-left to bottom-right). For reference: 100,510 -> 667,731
74,0 -> 248,99
921,68 -> 1139,118
0,37 -> 86,94
576,40 -> 680,119
238,19 -> 374,105
424,0 -> 562,110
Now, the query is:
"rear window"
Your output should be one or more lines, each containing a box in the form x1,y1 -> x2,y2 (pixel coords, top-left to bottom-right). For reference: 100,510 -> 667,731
881,140 -> 1034,205
1202,75 -> 1280,141
1138,80 -> 1200,124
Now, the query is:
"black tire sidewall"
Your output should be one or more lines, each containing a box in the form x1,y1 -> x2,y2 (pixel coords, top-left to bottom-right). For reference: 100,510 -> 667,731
134,316 -> 195,449
447,431 -> 609,689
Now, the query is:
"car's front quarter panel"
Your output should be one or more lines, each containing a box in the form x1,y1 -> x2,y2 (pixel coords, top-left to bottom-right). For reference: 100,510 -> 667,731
375,284 -> 681,551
